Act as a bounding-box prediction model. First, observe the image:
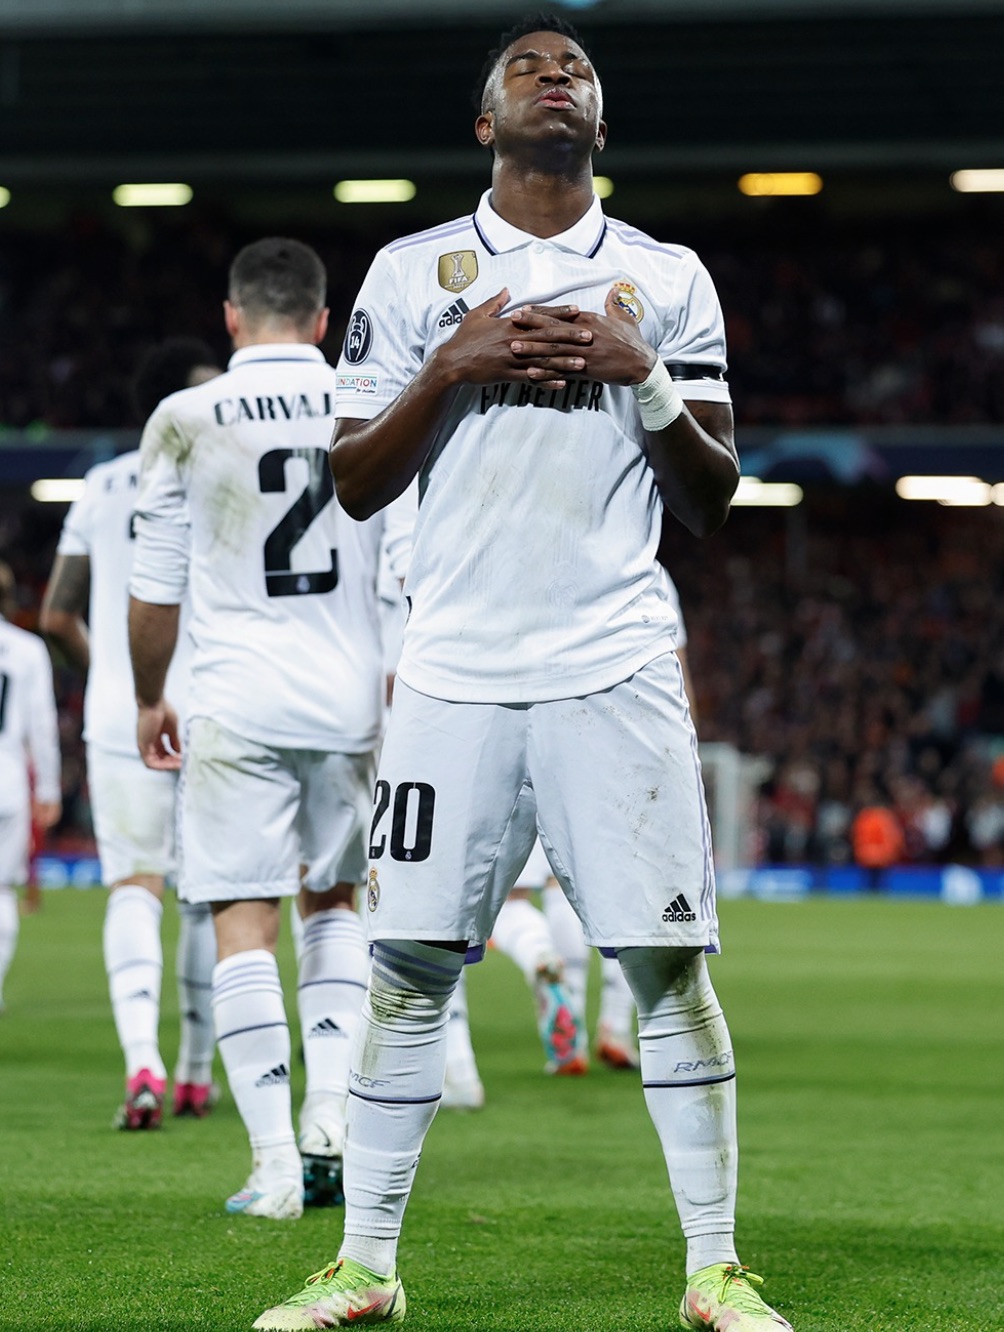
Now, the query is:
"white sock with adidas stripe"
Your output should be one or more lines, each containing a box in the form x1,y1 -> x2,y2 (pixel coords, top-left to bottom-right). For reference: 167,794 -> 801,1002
618,946 -> 740,1274
103,884 -> 166,1081
297,906 -> 368,1131
212,949 -> 298,1169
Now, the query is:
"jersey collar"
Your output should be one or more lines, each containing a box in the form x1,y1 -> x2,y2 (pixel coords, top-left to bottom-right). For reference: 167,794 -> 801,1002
227,344 -> 327,369
473,189 -> 607,258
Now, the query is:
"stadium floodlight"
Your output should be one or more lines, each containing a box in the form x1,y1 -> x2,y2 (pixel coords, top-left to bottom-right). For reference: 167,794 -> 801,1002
738,172 -> 823,197
113,183 -> 193,207
31,478 -> 87,503
593,176 -> 614,198
731,477 -> 803,506
895,475 -> 991,505
950,169 -> 1004,193
333,179 -> 416,204
0,187 -> 9,208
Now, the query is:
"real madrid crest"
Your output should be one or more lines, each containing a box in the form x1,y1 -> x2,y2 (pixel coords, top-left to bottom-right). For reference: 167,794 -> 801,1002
611,280 -> 644,323
438,251 -> 478,293
366,868 -> 380,912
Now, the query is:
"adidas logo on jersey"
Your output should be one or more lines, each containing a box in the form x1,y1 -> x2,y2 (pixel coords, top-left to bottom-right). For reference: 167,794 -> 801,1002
662,894 -> 697,923
438,298 -> 470,328
255,1063 -> 290,1087
307,1018 -> 344,1039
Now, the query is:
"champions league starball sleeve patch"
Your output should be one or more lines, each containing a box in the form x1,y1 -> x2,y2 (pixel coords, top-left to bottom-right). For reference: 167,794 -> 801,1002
343,309 -> 373,364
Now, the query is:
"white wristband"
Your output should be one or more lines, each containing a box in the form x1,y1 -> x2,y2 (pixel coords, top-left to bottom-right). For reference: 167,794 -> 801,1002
631,358 -> 684,432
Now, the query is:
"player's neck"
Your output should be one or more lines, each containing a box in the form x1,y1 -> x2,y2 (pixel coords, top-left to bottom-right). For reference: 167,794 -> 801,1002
488,167 -> 597,240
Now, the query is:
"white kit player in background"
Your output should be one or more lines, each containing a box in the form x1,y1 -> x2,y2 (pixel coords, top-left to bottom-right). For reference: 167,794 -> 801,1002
0,563 -> 61,1013
256,14 -> 792,1332
42,337 -> 223,1131
128,238 -> 413,1222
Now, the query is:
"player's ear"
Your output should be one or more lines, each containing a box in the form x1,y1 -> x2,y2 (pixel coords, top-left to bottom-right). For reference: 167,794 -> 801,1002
475,113 -> 495,149
314,307 -> 330,346
223,300 -> 240,340
594,119 -> 607,154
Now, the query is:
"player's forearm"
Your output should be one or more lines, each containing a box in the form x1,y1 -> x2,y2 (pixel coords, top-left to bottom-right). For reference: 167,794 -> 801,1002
646,403 -> 739,538
40,554 -> 91,672
128,597 -> 179,707
331,349 -> 462,520
39,608 -> 90,674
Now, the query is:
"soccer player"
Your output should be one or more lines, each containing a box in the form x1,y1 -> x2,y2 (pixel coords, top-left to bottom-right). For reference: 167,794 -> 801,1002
41,338 -> 223,1128
255,15 -> 792,1331
129,238 -> 413,1221
0,562 -> 61,1012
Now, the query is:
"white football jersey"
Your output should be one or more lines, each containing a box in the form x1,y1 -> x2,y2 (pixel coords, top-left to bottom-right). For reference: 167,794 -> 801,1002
57,451 -> 192,757
130,344 -> 414,752
335,189 -> 730,704
0,617 -> 61,813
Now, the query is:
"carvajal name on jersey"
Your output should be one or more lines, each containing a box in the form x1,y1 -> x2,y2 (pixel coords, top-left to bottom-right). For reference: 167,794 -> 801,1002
213,393 -> 335,425
479,378 -> 604,414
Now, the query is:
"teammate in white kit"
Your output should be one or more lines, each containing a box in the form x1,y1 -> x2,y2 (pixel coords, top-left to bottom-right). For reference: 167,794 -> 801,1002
41,338 -> 223,1130
0,563 -> 61,1012
255,16 -> 792,1332
129,238 -> 412,1221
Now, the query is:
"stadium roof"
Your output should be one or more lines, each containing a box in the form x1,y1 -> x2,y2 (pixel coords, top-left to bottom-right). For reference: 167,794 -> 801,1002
0,4 -> 1001,187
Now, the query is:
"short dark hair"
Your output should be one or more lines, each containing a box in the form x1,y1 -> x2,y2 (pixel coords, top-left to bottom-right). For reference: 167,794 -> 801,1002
131,336 -> 220,423
474,11 -> 591,113
228,237 -> 327,329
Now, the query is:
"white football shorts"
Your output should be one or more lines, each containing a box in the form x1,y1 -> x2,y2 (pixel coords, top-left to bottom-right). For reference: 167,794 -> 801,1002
178,716 -> 374,904
87,745 -> 177,886
366,652 -> 719,953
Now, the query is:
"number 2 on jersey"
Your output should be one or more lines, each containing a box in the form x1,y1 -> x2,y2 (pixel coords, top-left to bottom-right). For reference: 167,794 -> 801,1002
258,447 -> 338,597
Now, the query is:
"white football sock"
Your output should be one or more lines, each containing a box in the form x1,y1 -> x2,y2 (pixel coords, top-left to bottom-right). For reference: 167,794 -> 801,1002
339,940 -> 464,1277
492,895 -> 559,984
618,947 -> 739,1274
289,896 -> 305,965
599,953 -> 637,1039
212,949 -> 298,1168
0,885 -> 19,1004
174,900 -> 217,1085
297,906 -> 368,1126
542,884 -> 589,1025
103,885 -> 166,1080
444,968 -> 481,1086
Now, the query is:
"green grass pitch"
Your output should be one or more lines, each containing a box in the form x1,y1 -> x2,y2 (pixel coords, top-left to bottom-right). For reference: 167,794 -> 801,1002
1,890 -> 1001,1331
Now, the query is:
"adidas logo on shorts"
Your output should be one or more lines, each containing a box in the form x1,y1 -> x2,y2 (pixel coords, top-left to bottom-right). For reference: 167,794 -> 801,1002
662,893 -> 697,923
255,1063 -> 290,1087
438,298 -> 469,328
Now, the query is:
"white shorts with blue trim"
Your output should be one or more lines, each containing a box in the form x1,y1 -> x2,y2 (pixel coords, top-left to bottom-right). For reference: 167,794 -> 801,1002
364,652 -> 719,954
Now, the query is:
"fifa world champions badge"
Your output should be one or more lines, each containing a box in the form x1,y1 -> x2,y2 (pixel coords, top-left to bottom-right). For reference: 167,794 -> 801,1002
438,251 -> 478,293
610,280 -> 644,322
367,868 -> 380,912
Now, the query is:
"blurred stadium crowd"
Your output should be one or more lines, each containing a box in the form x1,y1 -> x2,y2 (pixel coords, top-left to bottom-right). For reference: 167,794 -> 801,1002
2,206 -> 1003,868
1,209 -> 1003,432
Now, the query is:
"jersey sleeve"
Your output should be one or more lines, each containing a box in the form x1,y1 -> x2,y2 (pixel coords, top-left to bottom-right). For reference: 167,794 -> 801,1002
657,250 -> 731,404
26,637 -> 61,804
128,406 -> 191,605
56,466 -> 100,557
334,247 -> 423,421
